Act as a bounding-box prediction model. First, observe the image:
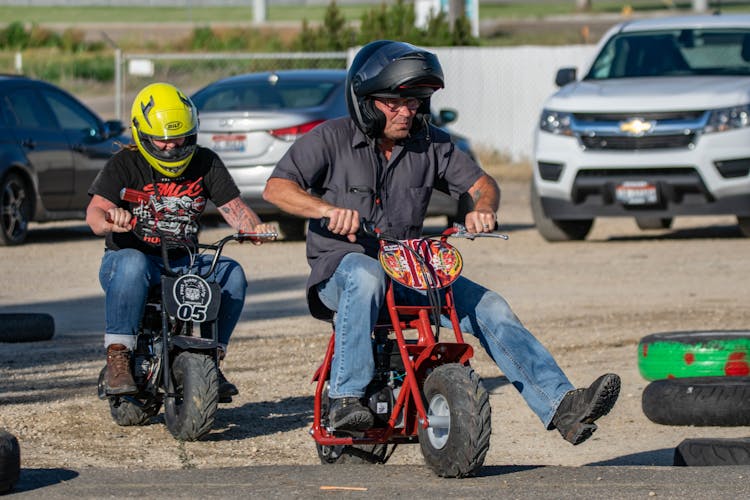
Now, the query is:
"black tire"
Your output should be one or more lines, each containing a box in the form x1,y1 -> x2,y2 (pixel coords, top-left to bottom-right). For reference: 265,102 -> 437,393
0,313 -> 55,343
97,366 -> 162,426
530,181 -> 592,242
0,172 -> 32,246
635,216 -> 672,230
315,382 -> 388,465
638,331 -> 750,381
0,429 -> 20,493
317,443 -> 389,464
164,351 -> 219,441
737,216 -> 750,237
674,437 -> 750,466
417,364 -> 491,478
642,376 -> 750,426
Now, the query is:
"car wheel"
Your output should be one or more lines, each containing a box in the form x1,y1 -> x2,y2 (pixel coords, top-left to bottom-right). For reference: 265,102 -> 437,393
0,173 -> 32,246
737,216 -> 750,237
635,217 -> 672,230
530,182 -> 592,241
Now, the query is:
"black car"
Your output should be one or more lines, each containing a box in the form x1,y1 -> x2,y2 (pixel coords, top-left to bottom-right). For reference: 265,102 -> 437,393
0,75 -> 128,245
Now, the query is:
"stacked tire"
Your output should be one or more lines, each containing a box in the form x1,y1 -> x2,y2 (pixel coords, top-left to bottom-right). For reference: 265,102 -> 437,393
638,331 -> 750,466
0,430 -> 20,493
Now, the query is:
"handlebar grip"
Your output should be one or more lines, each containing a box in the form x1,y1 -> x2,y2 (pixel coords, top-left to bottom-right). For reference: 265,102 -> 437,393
319,216 -> 376,237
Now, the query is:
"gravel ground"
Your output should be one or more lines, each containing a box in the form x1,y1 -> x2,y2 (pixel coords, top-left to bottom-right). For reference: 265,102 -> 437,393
1,179 -> 749,471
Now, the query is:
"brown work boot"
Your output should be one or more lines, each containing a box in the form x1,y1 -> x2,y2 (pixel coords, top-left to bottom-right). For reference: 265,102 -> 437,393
551,373 -> 621,445
217,348 -> 238,404
105,344 -> 137,395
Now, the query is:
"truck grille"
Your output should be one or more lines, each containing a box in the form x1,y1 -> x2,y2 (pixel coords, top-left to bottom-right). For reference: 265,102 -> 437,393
581,133 -> 695,150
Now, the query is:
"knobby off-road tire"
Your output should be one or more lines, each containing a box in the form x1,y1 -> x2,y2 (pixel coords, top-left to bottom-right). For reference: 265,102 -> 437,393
315,382 -> 389,465
638,331 -> 750,380
530,182 -> 592,242
0,172 -> 31,246
0,313 -> 54,343
674,437 -> 750,466
0,429 -> 20,493
642,376 -> 750,426
164,351 -> 219,441
97,366 -> 162,426
417,364 -> 491,478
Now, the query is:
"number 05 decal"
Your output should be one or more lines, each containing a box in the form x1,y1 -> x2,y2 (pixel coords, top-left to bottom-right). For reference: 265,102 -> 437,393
177,304 -> 208,322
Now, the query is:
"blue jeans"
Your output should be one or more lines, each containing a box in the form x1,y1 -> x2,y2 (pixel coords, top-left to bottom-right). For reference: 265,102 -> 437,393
99,248 -> 248,352
316,252 -> 575,428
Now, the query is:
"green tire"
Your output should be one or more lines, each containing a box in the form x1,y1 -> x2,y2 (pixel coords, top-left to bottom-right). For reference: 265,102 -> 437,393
638,331 -> 750,381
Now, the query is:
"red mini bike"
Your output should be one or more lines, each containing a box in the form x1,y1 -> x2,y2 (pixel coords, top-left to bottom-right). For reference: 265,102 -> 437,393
311,222 -> 507,477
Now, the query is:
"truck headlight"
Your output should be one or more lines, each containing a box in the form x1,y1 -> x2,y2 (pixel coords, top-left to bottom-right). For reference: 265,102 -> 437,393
704,105 -> 750,134
539,109 -> 574,136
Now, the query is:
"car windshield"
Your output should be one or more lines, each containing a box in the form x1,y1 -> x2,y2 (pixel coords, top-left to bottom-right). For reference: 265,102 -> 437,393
192,78 -> 340,112
585,28 -> 750,79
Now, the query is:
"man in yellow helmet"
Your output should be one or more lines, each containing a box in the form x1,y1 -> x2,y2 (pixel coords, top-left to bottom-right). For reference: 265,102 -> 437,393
86,82 -> 275,400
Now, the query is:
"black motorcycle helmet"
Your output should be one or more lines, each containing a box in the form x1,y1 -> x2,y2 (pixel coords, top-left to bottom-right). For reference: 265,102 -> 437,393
346,40 -> 445,138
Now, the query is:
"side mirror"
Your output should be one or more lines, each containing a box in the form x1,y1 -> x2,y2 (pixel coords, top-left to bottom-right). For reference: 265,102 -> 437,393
555,67 -> 577,87
436,108 -> 458,126
103,120 -> 126,139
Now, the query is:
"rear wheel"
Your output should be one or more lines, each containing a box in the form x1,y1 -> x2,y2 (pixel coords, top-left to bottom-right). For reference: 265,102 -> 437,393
315,383 -> 388,465
417,364 -> 491,478
530,182 -> 592,241
0,173 -> 31,246
98,366 -> 162,426
164,351 -> 219,441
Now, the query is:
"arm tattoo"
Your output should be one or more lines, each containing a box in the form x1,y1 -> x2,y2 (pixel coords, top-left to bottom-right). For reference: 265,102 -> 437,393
219,198 -> 261,232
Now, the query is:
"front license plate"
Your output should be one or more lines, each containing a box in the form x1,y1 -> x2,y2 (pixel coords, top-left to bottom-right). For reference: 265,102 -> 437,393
615,181 -> 658,205
212,134 -> 246,153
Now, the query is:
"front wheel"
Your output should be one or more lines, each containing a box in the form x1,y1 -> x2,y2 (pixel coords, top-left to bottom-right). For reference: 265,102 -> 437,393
530,182 -> 592,242
164,351 -> 219,441
417,364 -> 491,478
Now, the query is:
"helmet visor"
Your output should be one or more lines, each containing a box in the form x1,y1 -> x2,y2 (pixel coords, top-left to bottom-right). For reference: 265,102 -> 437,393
139,132 -> 197,163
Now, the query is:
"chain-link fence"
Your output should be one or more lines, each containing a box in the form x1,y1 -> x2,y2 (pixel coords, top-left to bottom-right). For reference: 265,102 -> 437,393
116,51 -> 348,121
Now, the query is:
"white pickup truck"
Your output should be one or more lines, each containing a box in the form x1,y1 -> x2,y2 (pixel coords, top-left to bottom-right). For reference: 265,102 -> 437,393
532,14 -> 750,241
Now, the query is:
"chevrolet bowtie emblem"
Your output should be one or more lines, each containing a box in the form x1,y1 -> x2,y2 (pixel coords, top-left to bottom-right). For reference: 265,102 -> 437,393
619,118 -> 654,136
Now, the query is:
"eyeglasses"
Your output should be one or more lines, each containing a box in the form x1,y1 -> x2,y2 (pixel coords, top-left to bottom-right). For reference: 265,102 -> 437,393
376,97 -> 422,112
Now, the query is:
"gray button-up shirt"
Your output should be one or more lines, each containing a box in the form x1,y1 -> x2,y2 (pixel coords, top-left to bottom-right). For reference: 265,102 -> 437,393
269,116 -> 484,319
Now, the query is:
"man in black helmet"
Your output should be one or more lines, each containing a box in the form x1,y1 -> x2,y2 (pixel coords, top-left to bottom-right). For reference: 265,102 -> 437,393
263,40 -> 620,444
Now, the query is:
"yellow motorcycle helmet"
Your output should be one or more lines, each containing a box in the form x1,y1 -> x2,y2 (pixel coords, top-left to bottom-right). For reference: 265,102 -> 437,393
130,82 -> 199,178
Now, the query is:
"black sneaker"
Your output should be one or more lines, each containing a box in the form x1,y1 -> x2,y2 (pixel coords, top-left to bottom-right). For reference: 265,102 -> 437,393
329,397 -> 374,432
552,373 -> 621,445
218,368 -> 239,404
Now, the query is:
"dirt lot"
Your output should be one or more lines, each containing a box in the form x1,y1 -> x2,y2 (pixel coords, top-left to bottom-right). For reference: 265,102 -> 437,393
1,178 -> 749,471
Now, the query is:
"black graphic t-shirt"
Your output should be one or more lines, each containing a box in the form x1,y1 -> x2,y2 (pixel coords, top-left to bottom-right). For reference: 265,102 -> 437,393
88,146 -> 240,255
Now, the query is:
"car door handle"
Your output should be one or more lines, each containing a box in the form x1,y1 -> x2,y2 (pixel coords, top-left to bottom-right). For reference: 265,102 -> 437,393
21,139 -> 36,149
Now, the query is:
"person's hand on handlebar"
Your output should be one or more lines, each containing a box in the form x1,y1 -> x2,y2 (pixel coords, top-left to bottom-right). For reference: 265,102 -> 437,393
464,210 -> 497,234
322,207 -> 361,243
241,223 -> 278,245
105,207 -> 135,233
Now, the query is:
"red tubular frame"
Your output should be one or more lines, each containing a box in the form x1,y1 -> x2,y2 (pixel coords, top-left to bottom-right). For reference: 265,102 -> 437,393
310,232 -> 474,447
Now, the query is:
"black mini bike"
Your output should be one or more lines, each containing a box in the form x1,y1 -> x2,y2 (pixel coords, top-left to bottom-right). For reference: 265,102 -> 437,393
97,188 -> 275,441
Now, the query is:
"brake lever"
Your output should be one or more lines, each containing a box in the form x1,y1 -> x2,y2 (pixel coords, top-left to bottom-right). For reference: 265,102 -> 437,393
453,223 -> 509,240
